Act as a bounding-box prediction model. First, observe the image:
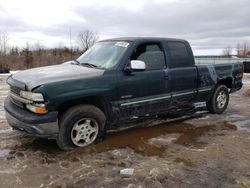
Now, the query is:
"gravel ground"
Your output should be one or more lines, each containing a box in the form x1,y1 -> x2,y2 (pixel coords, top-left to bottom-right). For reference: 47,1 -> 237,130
0,74 -> 250,188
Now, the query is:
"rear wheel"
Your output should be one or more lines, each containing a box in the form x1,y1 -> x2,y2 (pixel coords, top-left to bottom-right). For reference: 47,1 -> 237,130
206,85 -> 229,114
57,104 -> 106,150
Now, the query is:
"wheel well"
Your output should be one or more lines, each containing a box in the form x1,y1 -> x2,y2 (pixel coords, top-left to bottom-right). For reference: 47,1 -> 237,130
57,96 -> 111,121
217,77 -> 232,88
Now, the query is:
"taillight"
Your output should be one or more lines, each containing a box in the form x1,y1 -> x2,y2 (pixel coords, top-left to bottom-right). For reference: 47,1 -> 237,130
236,64 -> 244,79
241,64 -> 244,78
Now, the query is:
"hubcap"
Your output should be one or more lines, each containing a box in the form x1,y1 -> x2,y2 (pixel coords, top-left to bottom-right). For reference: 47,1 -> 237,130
71,118 -> 99,147
216,91 -> 227,109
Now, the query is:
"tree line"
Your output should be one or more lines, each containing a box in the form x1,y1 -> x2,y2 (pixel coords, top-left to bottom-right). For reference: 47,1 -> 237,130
1,30 -> 249,72
222,41 -> 250,57
0,30 -> 98,73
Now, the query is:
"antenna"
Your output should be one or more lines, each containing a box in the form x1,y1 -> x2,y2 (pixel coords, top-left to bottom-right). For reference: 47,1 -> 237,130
69,28 -> 72,58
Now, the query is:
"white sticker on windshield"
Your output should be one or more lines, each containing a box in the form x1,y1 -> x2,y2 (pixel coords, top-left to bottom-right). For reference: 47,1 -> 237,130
115,41 -> 129,48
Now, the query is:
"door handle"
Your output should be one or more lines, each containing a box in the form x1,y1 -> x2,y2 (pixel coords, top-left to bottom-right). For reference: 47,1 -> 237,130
164,75 -> 170,80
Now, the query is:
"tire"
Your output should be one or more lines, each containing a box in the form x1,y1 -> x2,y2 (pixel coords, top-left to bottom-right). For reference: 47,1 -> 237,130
206,85 -> 229,114
57,104 -> 106,150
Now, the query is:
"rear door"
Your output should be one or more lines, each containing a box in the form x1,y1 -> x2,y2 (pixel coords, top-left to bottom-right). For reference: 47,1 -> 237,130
164,41 -> 197,103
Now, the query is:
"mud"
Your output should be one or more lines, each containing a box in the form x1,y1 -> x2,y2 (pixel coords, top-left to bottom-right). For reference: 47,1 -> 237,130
80,122 -> 237,157
0,74 -> 250,188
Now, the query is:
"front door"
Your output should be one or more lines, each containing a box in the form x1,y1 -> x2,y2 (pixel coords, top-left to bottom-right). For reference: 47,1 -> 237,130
117,42 -> 171,118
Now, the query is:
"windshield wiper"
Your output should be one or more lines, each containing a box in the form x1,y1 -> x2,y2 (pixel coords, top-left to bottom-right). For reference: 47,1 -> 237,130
74,60 -> 104,69
81,62 -> 98,68
74,60 -> 80,64
73,60 -> 95,68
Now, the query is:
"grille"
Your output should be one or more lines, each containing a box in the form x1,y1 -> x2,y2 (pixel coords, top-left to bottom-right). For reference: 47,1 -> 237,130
10,86 -> 21,95
10,96 -> 24,108
9,86 -> 24,108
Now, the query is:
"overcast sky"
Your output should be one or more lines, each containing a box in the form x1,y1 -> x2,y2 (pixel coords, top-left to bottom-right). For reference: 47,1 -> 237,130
0,0 -> 250,55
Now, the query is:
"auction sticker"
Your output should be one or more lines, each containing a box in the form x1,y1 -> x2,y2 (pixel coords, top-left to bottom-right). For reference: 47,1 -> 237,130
115,42 -> 130,48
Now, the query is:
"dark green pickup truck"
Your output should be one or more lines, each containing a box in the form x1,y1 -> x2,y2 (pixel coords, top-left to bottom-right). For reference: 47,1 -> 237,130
4,37 -> 243,149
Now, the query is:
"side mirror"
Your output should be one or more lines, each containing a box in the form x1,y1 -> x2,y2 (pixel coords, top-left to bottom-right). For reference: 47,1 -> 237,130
130,60 -> 146,71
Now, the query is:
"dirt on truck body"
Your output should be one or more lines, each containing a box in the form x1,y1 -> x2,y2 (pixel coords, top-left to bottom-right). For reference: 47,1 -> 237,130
0,73 -> 250,187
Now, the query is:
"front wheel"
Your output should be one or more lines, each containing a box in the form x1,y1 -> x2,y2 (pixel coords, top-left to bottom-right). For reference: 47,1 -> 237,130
57,104 -> 106,150
206,85 -> 229,114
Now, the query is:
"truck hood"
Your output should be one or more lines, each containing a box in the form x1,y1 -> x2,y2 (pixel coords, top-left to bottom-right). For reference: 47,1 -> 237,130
11,63 -> 105,90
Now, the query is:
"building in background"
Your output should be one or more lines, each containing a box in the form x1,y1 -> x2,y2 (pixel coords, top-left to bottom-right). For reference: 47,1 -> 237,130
238,50 -> 250,57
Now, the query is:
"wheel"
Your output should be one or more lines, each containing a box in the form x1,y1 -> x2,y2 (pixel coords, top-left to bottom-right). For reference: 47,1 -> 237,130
206,85 -> 229,114
57,104 -> 106,150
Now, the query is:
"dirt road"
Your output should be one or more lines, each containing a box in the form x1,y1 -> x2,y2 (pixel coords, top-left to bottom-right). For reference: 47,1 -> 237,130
0,74 -> 250,188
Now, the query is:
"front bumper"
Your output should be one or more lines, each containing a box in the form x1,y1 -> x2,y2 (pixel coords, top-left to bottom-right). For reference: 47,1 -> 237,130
4,97 -> 58,139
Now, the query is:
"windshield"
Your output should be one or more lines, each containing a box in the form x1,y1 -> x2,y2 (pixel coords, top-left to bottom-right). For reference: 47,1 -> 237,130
77,41 -> 130,69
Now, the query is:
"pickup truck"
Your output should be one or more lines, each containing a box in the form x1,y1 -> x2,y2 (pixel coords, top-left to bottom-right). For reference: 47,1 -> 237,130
4,37 -> 244,149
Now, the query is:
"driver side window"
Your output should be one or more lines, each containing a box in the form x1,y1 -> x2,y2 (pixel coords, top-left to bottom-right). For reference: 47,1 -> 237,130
131,43 -> 166,70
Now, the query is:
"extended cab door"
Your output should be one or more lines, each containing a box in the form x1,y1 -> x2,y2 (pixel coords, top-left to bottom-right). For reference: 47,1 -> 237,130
117,42 -> 171,117
164,41 -> 197,103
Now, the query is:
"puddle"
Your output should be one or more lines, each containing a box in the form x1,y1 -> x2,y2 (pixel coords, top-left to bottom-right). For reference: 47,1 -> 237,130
228,114 -> 248,121
148,134 -> 180,147
0,149 -> 10,158
76,122 -> 237,156
0,128 -> 12,134
5,120 -> 237,158
174,157 -> 193,167
233,120 -> 250,133
20,139 -> 61,154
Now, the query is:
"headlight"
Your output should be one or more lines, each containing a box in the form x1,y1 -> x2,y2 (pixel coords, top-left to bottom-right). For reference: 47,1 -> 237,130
20,91 -> 44,102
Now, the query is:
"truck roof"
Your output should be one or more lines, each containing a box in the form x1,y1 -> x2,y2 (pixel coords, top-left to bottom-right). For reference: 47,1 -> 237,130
100,37 -> 188,43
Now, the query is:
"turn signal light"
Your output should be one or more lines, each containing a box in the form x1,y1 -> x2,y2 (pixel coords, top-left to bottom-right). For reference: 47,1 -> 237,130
26,104 -> 48,114
35,106 -> 48,114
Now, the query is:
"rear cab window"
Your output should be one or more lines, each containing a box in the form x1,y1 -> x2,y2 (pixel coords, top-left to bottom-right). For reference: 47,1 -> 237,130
166,42 -> 193,68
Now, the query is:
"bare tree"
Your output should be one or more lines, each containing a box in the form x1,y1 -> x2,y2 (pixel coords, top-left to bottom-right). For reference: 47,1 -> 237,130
0,31 -> 10,72
236,43 -> 241,57
242,41 -> 249,57
34,41 -> 44,67
236,41 -> 250,57
21,42 -> 33,69
0,31 -> 9,55
77,29 -> 99,52
222,46 -> 232,57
